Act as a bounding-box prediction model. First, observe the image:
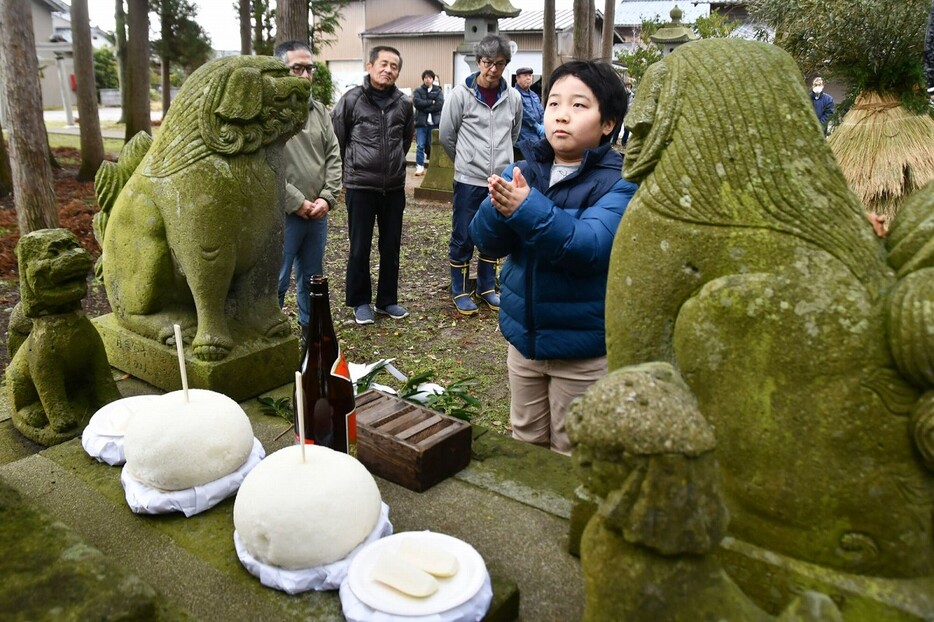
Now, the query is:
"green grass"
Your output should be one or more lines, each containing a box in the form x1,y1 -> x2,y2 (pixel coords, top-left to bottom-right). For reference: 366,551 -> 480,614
45,133 -> 126,159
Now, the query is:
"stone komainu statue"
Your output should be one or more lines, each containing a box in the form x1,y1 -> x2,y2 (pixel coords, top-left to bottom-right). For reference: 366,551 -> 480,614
5,229 -> 120,446
567,363 -> 843,622
94,56 -> 310,361
606,39 -> 934,579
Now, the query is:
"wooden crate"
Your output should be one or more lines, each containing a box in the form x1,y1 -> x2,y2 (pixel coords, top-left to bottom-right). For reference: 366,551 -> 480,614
355,390 -> 472,492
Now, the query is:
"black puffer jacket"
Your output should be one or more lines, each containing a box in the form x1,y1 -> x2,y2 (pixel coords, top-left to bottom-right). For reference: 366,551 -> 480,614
331,77 -> 414,192
413,83 -> 443,127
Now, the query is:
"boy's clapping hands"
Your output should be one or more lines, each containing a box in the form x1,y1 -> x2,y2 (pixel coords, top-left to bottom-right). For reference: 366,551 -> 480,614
488,166 -> 530,217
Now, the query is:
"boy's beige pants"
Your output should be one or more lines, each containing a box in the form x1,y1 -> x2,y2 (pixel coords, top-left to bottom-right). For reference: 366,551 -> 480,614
506,344 -> 607,455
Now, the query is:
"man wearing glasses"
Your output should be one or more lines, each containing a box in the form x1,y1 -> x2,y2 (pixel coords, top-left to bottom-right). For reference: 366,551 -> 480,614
440,34 -> 522,316
274,40 -> 342,332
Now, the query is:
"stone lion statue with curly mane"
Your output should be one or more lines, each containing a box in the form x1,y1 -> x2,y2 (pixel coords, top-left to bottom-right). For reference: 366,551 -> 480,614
6,229 -> 120,446
597,38 -> 933,605
95,55 -> 310,362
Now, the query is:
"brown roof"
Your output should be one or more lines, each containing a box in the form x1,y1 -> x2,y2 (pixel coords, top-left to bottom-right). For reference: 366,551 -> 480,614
364,10 -> 577,35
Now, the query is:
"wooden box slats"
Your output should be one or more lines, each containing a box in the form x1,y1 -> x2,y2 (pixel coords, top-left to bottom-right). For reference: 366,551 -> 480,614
355,390 -> 472,492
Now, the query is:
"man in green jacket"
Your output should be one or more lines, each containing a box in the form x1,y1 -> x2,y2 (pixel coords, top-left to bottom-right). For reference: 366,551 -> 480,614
275,40 -> 343,328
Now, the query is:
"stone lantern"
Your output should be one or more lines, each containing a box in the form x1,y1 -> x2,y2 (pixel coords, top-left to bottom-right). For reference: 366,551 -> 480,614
649,6 -> 699,56
445,0 -> 521,73
416,0 -> 521,201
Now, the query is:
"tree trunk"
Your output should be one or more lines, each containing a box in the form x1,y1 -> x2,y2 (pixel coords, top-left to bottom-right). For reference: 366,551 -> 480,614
0,0 -> 60,232
253,0 -> 263,53
601,0 -> 615,62
116,0 -> 128,123
161,7 -> 171,117
925,0 -> 934,91
71,0 -> 105,182
276,0 -> 308,45
240,0 -> 251,55
573,0 -> 594,60
542,0 -> 556,93
125,0 -> 151,142
0,120 -> 12,198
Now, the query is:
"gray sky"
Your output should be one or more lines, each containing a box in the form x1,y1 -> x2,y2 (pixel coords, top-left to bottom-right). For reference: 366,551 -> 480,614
88,1 -> 576,52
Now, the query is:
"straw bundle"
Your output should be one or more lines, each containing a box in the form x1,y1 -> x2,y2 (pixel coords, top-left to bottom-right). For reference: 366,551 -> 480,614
829,91 -> 934,217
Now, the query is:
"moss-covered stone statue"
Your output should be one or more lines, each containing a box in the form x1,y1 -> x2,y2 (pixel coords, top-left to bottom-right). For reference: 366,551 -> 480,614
606,36 -> 934,591
5,229 -> 120,445
94,56 -> 310,362
567,363 -> 843,621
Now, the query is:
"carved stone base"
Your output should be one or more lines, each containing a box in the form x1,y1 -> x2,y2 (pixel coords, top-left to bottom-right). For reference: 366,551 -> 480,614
414,129 -> 453,203
717,537 -> 934,621
93,314 -> 298,402
570,495 -> 934,620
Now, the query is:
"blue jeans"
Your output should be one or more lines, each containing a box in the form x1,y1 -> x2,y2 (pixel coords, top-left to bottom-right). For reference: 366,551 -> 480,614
278,212 -> 328,326
449,181 -> 490,264
415,126 -> 435,167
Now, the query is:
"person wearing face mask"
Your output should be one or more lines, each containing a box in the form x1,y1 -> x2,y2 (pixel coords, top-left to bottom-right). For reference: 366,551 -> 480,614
810,76 -> 835,136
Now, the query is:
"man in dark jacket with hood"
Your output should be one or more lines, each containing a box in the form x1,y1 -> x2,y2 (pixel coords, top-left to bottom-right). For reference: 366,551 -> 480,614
809,76 -> 835,136
332,46 -> 415,324
413,69 -> 443,176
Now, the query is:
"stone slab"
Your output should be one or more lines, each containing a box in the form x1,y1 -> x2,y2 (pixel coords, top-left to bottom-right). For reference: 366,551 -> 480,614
462,427 -> 577,519
0,385 -> 594,621
414,186 -> 453,202
0,477 -> 186,621
93,313 -> 299,402
719,537 -> 934,621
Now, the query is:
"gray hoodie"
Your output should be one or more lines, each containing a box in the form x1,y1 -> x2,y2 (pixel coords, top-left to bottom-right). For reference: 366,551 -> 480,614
439,73 -> 522,187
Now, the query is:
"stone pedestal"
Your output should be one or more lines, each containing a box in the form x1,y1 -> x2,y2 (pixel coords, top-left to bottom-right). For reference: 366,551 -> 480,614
414,129 -> 454,203
93,314 -> 298,402
718,537 -> 934,620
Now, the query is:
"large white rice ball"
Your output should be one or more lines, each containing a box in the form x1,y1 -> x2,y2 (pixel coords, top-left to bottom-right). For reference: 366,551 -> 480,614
233,445 -> 382,569
124,389 -> 254,491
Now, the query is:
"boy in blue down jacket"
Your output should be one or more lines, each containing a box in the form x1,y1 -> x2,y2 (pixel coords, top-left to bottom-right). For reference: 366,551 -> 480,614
469,60 -> 637,454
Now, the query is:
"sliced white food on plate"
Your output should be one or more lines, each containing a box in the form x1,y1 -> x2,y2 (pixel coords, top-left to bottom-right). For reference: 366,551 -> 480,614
398,538 -> 460,578
371,551 -> 439,598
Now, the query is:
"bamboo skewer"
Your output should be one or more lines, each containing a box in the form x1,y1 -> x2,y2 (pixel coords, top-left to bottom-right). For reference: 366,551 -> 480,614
173,324 -> 189,403
295,371 -> 306,463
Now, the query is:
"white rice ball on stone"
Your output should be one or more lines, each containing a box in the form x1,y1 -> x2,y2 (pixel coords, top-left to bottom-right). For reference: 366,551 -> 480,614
124,389 -> 254,491
233,445 -> 382,570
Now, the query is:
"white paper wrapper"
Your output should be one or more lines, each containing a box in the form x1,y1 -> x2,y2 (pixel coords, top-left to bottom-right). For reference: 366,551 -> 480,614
82,428 -> 127,466
339,572 -> 492,622
120,438 -> 265,517
82,395 -> 162,465
234,502 -> 392,594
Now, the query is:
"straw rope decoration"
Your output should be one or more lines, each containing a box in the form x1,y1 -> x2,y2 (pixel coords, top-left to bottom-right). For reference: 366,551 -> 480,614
829,91 -> 934,218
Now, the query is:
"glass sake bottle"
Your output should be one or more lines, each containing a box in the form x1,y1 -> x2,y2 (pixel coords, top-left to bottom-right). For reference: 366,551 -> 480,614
295,275 -> 356,452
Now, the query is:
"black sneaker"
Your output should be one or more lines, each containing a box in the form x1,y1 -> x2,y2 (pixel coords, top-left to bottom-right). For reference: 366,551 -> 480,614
354,304 -> 375,325
375,304 -> 409,319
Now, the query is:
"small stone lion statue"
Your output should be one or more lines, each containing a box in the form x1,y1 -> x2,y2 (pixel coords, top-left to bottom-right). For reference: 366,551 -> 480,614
567,363 -> 843,622
607,38 -> 934,579
95,55 -> 311,361
5,229 -> 120,446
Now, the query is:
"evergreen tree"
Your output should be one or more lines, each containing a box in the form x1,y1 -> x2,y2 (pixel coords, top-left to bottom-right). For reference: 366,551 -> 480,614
751,0 -> 934,218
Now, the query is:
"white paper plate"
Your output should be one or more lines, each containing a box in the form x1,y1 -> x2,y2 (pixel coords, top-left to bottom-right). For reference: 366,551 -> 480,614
87,395 -> 160,437
346,531 -> 487,617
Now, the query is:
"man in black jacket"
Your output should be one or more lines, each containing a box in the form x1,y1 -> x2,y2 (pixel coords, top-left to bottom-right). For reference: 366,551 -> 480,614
413,69 -> 443,176
332,46 -> 415,324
